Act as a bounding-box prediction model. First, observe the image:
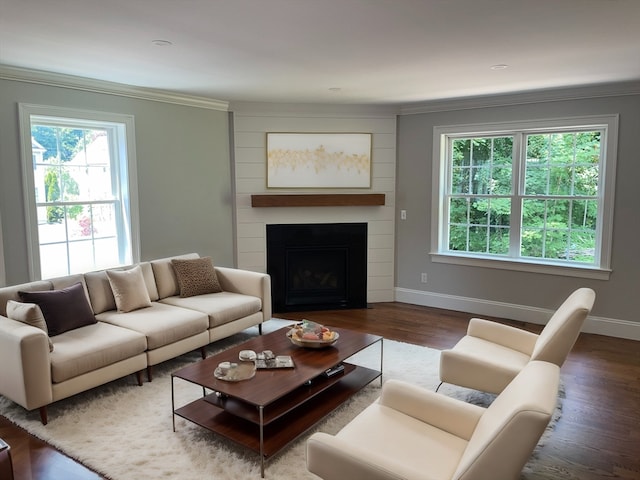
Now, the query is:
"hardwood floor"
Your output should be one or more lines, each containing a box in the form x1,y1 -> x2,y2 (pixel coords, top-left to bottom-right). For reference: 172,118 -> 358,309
1,302 -> 638,479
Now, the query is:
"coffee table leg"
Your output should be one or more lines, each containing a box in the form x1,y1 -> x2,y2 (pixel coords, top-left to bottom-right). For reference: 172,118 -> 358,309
171,376 -> 176,432
379,338 -> 384,386
259,406 -> 265,477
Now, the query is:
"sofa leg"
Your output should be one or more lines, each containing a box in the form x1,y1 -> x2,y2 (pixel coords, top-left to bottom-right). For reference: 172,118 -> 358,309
39,406 -> 48,425
258,323 -> 263,335
136,371 -> 143,386
147,366 -> 153,383
435,381 -> 443,392
200,347 -> 206,359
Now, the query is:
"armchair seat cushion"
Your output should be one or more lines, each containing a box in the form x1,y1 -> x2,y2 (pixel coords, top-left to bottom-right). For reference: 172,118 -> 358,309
440,336 -> 530,394
51,322 -> 147,383
336,403 -> 466,479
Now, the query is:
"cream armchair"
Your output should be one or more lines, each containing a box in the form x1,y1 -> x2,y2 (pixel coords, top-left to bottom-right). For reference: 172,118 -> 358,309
307,361 -> 560,480
438,287 -> 595,395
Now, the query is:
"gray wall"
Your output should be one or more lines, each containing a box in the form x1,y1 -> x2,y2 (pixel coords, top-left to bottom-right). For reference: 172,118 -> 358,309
0,78 -> 234,285
2,74 -> 639,337
395,92 -> 640,331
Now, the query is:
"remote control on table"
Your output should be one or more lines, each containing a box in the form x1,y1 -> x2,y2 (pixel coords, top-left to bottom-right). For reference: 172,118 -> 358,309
323,364 -> 345,377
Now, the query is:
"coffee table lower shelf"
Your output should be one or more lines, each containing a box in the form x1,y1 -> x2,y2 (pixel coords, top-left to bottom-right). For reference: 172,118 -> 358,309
173,364 -> 380,458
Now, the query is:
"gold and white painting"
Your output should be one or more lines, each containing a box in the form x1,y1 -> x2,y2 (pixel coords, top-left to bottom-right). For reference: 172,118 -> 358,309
266,133 -> 372,188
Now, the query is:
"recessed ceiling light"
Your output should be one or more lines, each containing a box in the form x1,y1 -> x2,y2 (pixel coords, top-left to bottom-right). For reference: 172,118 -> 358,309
151,39 -> 173,47
490,64 -> 509,70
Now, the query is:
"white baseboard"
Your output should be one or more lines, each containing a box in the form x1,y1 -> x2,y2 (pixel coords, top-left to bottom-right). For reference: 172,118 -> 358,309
394,287 -> 640,341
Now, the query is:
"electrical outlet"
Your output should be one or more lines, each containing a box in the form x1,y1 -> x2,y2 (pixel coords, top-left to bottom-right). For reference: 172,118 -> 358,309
421,273 -> 428,283
400,210 -> 407,220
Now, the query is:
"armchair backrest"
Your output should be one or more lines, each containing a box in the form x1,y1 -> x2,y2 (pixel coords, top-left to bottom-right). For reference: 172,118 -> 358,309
454,361 -> 560,480
530,287 -> 595,366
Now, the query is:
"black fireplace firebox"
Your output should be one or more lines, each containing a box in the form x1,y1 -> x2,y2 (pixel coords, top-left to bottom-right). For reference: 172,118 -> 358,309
267,223 -> 367,313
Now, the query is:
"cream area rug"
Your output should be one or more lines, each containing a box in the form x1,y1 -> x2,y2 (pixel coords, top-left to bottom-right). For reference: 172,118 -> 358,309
0,319 -> 561,479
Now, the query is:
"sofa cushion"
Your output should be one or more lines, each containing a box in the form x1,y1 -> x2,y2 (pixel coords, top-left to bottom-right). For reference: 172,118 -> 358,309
151,253 -> 200,299
160,292 -> 262,328
50,322 -> 147,383
171,256 -> 222,298
84,270 -> 116,314
0,280 -> 52,317
48,274 -> 93,308
137,262 -> 160,302
6,300 -> 54,352
106,265 -> 152,312
85,262 -> 159,314
18,282 -> 97,336
49,274 -> 87,292
96,302 -> 208,350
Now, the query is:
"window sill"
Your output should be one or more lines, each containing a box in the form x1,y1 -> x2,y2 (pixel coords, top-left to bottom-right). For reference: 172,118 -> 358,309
430,252 -> 611,280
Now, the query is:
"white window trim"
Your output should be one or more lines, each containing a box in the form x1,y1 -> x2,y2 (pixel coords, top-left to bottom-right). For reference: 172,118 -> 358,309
431,114 -> 618,280
18,103 -> 141,280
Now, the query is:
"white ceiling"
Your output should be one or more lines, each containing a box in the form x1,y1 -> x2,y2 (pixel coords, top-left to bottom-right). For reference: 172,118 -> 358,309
1,0 -> 639,106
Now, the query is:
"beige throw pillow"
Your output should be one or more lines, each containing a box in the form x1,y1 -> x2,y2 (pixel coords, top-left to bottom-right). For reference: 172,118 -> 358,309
106,265 -> 152,313
6,300 -> 54,352
171,256 -> 222,298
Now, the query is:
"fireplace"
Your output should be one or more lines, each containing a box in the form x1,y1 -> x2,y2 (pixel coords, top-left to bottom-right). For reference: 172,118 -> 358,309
266,223 -> 367,313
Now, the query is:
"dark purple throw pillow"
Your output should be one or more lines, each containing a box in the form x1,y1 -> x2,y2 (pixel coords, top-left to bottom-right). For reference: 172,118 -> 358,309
18,282 -> 97,336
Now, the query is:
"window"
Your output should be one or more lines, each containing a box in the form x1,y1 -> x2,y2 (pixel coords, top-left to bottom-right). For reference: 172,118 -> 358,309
19,104 -> 140,280
432,115 -> 617,279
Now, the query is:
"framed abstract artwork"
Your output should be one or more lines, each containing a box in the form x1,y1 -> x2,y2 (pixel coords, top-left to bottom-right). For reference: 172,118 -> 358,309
266,132 -> 372,188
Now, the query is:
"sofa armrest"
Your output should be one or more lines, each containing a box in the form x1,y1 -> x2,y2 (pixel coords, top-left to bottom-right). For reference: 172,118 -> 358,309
0,316 -> 52,410
307,432 -> 417,480
467,318 -> 538,355
214,267 -> 272,320
379,379 -> 484,440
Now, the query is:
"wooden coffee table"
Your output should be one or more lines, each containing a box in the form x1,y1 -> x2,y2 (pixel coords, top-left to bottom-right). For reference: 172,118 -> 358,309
171,326 -> 383,477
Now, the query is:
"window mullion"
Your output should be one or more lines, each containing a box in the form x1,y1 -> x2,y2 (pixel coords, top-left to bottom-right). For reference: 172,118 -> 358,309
509,133 -> 524,258
441,136 -> 454,252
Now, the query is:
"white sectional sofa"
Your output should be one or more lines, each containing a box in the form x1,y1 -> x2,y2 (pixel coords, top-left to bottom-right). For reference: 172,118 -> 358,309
0,253 -> 271,424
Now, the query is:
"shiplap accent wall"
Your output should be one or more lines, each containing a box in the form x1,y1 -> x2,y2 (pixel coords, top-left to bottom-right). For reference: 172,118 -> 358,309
232,106 -> 397,303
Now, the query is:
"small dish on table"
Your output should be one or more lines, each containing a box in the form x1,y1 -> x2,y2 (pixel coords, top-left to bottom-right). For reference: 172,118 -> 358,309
214,361 -> 256,381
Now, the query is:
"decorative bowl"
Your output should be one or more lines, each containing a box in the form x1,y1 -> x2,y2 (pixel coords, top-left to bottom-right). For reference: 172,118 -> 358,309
287,329 -> 339,349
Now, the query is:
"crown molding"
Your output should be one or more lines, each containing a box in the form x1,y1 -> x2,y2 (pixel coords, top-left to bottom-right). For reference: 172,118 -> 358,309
3,64 -> 639,116
0,65 -> 229,112
399,81 -> 640,115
